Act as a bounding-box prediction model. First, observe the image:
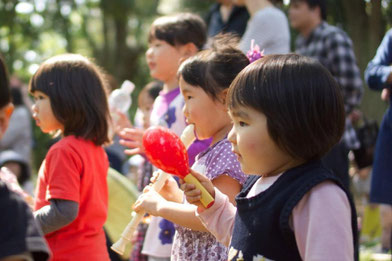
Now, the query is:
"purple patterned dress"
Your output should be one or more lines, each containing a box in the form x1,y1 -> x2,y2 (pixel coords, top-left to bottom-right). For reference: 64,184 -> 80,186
171,138 -> 247,261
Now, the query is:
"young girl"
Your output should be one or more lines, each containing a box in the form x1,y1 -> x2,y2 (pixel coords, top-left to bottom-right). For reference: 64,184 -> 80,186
30,54 -> 111,261
119,13 -> 209,260
182,54 -> 359,261
133,38 -> 249,261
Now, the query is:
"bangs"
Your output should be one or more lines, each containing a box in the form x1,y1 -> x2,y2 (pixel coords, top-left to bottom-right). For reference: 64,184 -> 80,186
29,66 -> 53,95
227,61 -> 265,113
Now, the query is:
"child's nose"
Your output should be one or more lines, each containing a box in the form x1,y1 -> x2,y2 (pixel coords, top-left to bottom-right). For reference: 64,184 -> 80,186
182,104 -> 189,118
228,126 -> 236,144
31,103 -> 38,113
145,48 -> 153,58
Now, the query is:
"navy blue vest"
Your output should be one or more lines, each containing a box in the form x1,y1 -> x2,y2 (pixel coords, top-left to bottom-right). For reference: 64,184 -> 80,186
229,161 -> 358,261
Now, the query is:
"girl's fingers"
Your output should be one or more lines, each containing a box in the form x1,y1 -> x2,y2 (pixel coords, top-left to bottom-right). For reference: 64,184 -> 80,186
180,182 -> 195,192
119,139 -> 139,148
124,148 -> 141,156
184,188 -> 202,198
186,195 -> 201,204
150,171 -> 160,183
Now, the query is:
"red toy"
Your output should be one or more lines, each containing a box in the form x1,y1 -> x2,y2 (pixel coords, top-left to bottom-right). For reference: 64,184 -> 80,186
143,126 -> 214,208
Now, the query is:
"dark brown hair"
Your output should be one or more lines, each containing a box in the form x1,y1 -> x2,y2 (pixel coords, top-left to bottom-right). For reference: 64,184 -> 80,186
29,54 -> 111,146
178,34 -> 249,100
228,54 -> 345,161
0,55 -> 10,109
148,13 -> 207,50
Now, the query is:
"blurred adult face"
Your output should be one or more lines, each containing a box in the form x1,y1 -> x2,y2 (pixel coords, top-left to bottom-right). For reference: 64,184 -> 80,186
289,1 -> 317,31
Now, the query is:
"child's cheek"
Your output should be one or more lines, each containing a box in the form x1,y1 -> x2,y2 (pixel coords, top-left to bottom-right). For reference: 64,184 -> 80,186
245,141 -> 258,154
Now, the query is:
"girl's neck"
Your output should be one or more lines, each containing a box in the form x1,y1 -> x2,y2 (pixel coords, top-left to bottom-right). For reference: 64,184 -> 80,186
261,158 -> 306,178
220,4 -> 233,23
162,78 -> 179,93
246,0 -> 273,17
210,122 -> 232,146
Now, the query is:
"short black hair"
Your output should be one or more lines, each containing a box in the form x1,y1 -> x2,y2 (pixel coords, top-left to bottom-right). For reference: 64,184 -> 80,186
178,34 -> 249,100
144,81 -> 163,100
29,54 -> 111,146
291,0 -> 327,20
228,54 -> 345,161
148,13 -> 207,50
0,55 -> 10,109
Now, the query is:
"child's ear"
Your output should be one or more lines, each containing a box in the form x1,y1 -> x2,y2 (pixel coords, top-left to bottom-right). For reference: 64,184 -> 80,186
181,43 -> 198,58
0,103 -> 14,138
219,89 -> 229,105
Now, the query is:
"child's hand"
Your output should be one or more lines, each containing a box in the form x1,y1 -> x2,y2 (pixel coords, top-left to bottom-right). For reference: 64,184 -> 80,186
180,169 -> 215,212
119,128 -> 145,155
151,172 -> 182,203
133,185 -> 166,216
381,87 -> 390,102
112,108 -> 132,133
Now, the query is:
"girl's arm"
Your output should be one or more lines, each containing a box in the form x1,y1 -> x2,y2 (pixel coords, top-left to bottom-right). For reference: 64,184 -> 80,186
133,171 -> 241,233
34,199 -> 79,234
181,169 -> 237,246
292,181 -> 354,261
365,30 -> 392,90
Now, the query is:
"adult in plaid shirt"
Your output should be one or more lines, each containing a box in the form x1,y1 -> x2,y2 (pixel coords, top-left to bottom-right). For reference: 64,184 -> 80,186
289,0 -> 363,189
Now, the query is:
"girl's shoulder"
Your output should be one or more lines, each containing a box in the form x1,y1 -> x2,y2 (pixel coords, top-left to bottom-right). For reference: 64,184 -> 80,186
48,136 -> 100,157
201,139 -> 247,184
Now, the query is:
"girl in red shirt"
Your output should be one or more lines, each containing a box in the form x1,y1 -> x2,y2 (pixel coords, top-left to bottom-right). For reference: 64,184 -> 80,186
30,54 -> 111,261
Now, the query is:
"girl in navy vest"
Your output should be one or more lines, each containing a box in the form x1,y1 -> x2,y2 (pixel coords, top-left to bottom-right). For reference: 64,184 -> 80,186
182,54 -> 358,261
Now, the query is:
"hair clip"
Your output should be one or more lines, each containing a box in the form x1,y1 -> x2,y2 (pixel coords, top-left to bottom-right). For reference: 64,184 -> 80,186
246,40 -> 264,63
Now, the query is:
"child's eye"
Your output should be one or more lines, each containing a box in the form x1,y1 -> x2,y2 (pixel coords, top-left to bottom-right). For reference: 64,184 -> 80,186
239,121 -> 247,127
186,96 -> 192,100
34,95 -> 45,101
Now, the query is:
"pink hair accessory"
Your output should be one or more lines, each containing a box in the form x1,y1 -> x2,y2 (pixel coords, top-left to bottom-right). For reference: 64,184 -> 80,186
246,39 -> 264,63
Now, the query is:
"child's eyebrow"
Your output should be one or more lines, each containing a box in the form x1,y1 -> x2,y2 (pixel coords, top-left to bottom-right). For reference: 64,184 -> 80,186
230,110 -> 249,119
180,86 -> 192,94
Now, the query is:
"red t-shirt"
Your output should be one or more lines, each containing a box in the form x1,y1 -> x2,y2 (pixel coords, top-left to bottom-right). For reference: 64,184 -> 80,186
34,136 -> 109,261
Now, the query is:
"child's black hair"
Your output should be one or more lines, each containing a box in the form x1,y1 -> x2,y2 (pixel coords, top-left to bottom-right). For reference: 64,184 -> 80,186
29,54 -> 111,146
178,34 -> 249,101
148,13 -> 207,50
228,54 -> 345,161
145,81 -> 163,100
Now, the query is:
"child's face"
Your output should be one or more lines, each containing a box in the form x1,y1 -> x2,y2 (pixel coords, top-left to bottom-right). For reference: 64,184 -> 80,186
138,92 -> 154,129
228,106 -> 295,176
31,90 -> 63,133
145,39 -> 186,83
180,77 -> 228,140
0,103 -> 13,139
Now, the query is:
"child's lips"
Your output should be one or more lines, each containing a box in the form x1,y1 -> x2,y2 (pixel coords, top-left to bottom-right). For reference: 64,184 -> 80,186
232,149 -> 241,160
32,115 -> 40,126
